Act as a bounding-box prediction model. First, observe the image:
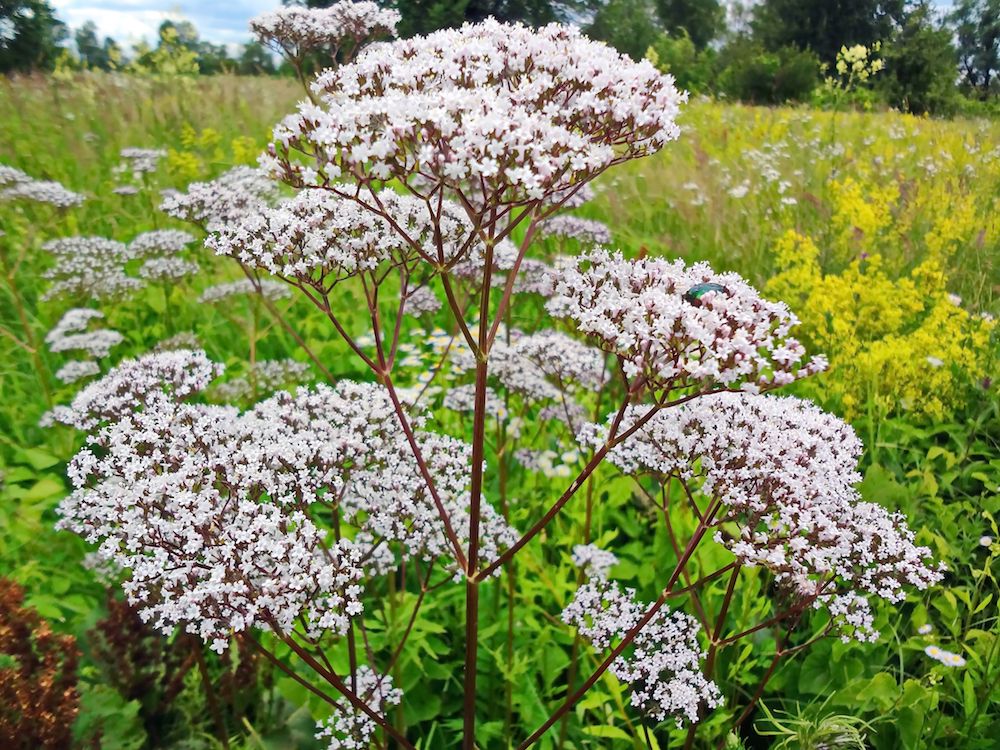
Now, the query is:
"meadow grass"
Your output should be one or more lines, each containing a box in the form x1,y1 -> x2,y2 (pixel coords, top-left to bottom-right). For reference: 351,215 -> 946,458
1,74 -> 999,749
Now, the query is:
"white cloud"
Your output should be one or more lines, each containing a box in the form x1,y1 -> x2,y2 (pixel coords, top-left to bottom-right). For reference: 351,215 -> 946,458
52,0 -> 275,47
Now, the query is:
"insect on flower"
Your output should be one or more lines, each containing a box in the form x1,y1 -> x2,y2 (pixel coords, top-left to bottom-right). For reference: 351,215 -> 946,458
682,282 -> 728,306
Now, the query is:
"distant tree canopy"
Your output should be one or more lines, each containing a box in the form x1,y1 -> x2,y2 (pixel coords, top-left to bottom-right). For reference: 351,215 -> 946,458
879,3 -> 961,114
1,0 -> 998,115
752,0 -> 906,64
293,0 -> 600,38
950,0 -> 1000,97
0,0 -> 66,73
653,0 -> 723,50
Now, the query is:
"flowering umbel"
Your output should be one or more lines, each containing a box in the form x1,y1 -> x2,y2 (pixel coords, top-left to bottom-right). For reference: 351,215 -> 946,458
266,20 -> 685,206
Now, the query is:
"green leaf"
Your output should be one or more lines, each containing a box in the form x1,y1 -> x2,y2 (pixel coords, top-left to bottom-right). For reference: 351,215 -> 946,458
854,672 -> 899,711
583,724 -> 633,740
15,447 -> 61,470
963,672 -> 977,718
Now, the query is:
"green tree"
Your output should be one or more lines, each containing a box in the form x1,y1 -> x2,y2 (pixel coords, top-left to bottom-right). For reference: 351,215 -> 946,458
653,0 -> 723,49
391,0 -> 469,37
0,0 -> 66,73
646,29 -> 716,93
752,0 -> 905,64
879,3 -> 959,114
717,38 -> 821,103
74,20 -> 112,69
153,19 -> 234,75
293,0 -> 597,35
586,0 -> 661,60
950,0 -> 1000,97
238,41 -> 276,75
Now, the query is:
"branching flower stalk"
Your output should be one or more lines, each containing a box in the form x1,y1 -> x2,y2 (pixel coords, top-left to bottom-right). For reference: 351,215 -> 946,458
53,16 -> 945,750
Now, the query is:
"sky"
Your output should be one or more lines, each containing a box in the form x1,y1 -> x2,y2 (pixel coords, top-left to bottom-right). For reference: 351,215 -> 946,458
51,1 -> 276,49
50,0 -> 957,51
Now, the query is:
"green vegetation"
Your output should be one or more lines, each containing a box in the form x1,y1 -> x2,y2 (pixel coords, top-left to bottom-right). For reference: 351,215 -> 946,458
1,70 -> 998,747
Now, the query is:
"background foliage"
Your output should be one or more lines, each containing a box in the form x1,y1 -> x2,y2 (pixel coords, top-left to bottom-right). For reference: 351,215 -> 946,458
1,69 -> 998,747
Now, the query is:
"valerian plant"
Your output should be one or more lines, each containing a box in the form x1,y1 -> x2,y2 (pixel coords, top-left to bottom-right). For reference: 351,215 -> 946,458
48,6 -> 943,749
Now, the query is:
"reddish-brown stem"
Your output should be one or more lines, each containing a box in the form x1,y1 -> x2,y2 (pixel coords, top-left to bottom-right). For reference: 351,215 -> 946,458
477,393 -> 655,580
462,227 -> 495,749
384,561 -> 435,676
277,631 -> 415,749
381,373 -> 469,571
517,499 -> 722,749
193,640 -> 229,749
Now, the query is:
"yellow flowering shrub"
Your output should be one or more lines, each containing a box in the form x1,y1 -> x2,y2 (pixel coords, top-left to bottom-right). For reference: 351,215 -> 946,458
828,177 -> 899,259
767,229 -> 995,420
166,127 -> 265,182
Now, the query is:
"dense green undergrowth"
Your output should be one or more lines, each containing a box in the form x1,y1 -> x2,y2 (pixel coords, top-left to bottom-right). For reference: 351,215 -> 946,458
1,74 -> 998,748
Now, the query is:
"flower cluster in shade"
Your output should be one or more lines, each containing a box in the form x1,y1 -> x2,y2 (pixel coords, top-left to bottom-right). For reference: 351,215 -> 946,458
548,248 -> 827,391
571,543 -> 619,579
55,350 -> 518,650
199,279 -> 292,304
41,230 -> 200,301
115,148 -> 166,183
265,20 -> 684,205
449,328 -> 606,433
45,308 -> 122,387
160,167 -> 279,232
206,188 -> 491,294
212,358 -> 311,402
251,2 -> 399,64
42,236 -> 139,300
562,576 -> 722,725
540,216 -> 612,246
582,392 -> 943,642
315,667 -> 402,750
1,163 -> 84,208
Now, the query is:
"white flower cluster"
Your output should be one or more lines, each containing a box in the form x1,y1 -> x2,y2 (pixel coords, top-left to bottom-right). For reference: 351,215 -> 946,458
251,2 -> 399,62
56,351 -> 517,649
442,384 -> 508,420
139,257 -> 200,283
55,360 -> 101,385
41,236 -> 140,301
0,165 -> 84,207
161,167 -> 279,232
1,179 -> 85,208
545,183 -> 596,210
924,645 -> 966,668
453,329 -> 604,404
514,448 -> 580,478
155,331 -> 200,352
267,20 -> 684,203
540,216 -> 613,246
585,393 -> 943,640
199,279 -> 292,304
45,308 -> 121,387
571,543 -> 619,579
207,189 -> 482,289
547,248 -> 826,391
58,399 -> 366,652
50,349 -> 223,430
118,147 -> 166,176
315,667 -> 402,750
129,229 -> 196,257
404,286 -> 441,316
562,578 -> 721,725
212,358 -> 311,402
0,164 -> 29,187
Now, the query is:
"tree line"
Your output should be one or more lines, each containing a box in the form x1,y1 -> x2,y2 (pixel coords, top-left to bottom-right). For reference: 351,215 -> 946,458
1,0 -> 998,114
